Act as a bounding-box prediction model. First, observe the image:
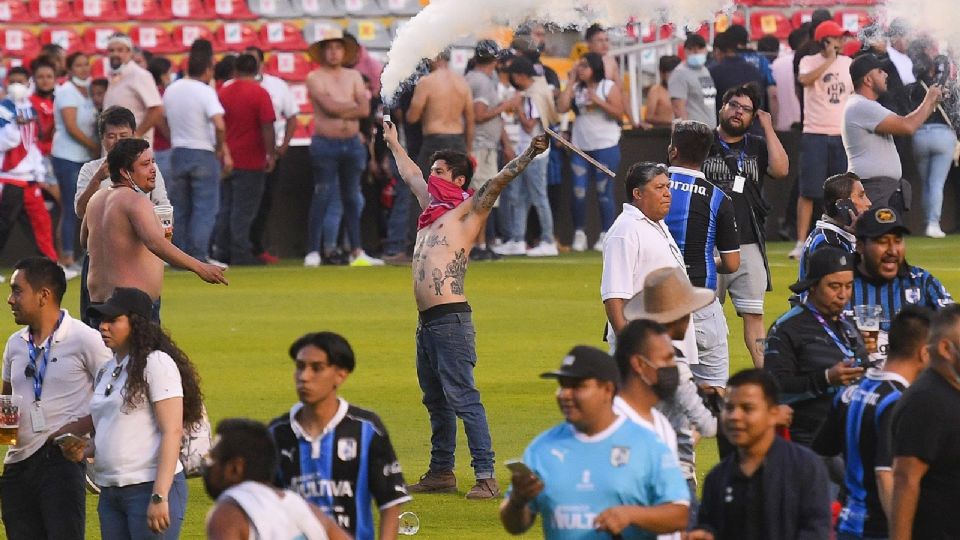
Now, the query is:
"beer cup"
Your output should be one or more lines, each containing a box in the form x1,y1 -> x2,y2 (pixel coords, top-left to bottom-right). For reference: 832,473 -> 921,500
0,395 -> 23,446
154,205 -> 174,240
853,305 -> 882,353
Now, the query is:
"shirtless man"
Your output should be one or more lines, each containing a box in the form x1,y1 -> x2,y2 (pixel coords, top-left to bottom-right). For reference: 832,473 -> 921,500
383,118 -> 548,500
407,50 -> 475,176
303,26 -> 377,267
80,138 -> 227,325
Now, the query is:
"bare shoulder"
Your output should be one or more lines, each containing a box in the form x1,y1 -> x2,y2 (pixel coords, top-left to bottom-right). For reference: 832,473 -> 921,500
206,500 -> 249,540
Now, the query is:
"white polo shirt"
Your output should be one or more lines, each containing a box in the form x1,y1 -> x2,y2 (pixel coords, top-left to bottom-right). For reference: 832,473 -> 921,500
260,73 -> 300,147
2,310 -> 112,464
74,156 -> 170,214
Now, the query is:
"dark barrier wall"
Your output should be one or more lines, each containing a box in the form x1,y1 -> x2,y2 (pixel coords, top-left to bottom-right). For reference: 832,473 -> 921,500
2,128 -> 956,264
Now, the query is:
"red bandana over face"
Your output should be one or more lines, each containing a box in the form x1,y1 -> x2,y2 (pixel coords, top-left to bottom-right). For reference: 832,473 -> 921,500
417,175 -> 474,230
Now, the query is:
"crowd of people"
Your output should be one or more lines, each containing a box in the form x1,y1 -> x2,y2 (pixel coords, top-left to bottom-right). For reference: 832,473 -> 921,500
0,12 -> 959,540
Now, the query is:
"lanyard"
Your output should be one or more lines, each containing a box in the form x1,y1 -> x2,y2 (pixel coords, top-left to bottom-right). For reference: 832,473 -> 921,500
26,311 -> 64,402
645,218 -> 686,269
804,304 -> 855,358
717,138 -> 746,174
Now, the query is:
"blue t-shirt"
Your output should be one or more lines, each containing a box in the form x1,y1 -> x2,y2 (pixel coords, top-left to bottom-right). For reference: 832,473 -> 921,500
52,82 -> 98,163
513,415 -> 689,540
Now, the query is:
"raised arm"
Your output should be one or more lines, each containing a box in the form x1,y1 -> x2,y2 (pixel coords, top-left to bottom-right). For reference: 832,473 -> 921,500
383,119 -> 429,209
470,134 -> 549,215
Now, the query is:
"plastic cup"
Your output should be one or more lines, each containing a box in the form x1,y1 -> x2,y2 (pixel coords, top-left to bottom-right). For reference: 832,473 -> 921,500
154,205 -> 174,240
854,305 -> 883,353
0,395 -> 23,446
398,511 -> 420,535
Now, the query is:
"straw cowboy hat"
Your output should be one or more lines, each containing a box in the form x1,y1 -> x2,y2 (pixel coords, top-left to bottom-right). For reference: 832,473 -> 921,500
307,24 -> 359,66
623,267 -> 716,323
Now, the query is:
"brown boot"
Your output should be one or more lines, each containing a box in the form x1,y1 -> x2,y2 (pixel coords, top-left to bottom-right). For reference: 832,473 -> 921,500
407,470 -> 457,493
464,478 -> 500,500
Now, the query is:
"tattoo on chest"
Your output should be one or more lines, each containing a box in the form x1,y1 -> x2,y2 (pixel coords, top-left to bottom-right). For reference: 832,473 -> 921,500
431,249 -> 468,295
425,235 -> 448,248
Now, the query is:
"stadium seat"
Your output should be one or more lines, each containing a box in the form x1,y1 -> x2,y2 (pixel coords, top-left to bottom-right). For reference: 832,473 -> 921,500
302,20 -> 345,45
288,82 -> 311,113
291,116 -> 314,144
636,23 -> 673,44
130,25 -> 176,53
259,22 -> 307,51
338,0 -> 386,16
215,22 -> 260,51
1,28 -> 40,58
163,0 -> 206,18
30,0 -> 81,22
297,0 -> 342,17
448,47 -> 471,73
171,24 -> 215,52
90,55 -> 112,78
82,26 -> 121,54
249,0 -> 302,18
121,0 -> 167,20
715,12 -> 746,34
842,0 -> 877,5
346,19 -> 391,50
752,0 -> 790,6
208,0 -> 257,19
791,10 -> 814,29
834,11 -> 872,33
40,27 -> 83,53
379,0 -> 417,16
78,0 -> 122,21
264,52 -> 313,81
749,11 -> 792,40
0,1 -> 37,23
795,0 -> 835,6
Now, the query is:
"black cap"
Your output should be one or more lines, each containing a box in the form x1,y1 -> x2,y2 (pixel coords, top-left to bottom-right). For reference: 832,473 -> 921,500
855,206 -> 911,239
474,39 -> 500,61
850,53 -> 884,85
541,346 -> 621,387
506,55 -> 537,77
87,287 -> 153,321
789,246 -> 855,293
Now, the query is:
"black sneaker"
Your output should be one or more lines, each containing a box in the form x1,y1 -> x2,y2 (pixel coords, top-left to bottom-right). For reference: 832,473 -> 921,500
322,251 -> 349,266
470,247 -> 492,261
485,248 -> 503,261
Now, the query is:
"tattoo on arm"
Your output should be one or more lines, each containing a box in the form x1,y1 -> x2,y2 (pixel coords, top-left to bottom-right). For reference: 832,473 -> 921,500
472,151 -> 535,212
430,249 -> 468,296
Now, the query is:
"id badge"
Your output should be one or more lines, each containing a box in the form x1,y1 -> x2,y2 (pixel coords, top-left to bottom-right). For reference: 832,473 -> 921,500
733,175 -> 746,193
31,403 -> 46,433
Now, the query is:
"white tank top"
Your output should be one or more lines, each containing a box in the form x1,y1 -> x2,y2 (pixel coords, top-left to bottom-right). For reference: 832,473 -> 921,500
221,481 -> 330,540
571,79 -> 622,151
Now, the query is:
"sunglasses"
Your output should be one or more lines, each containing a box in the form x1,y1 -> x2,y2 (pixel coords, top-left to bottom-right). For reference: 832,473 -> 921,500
103,363 -> 125,397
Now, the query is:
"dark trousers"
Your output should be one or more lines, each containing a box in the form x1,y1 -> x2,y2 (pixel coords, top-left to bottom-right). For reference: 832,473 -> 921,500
0,441 -> 86,540
250,160 -> 281,255
214,168 -> 266,264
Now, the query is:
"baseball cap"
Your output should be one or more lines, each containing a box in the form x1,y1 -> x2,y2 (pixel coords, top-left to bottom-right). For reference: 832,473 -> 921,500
474,39 -> 500,61
814,21 -> 852,42
789,247 -> 855,294
87,287 -> 153,321
541,346 -> 621,387
850,53 -> 884,85
855,206 -> 911,239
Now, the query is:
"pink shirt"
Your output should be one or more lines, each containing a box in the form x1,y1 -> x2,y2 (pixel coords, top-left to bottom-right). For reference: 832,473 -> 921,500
103,62 -> 163,145
799,54 -> 853,135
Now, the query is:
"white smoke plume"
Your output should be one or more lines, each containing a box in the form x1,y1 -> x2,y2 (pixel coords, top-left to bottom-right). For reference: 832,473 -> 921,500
380,0 -> 729,104
881,0 -> 960,53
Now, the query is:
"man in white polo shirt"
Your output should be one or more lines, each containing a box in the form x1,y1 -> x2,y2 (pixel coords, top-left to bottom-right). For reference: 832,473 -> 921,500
0,257 -> 112,540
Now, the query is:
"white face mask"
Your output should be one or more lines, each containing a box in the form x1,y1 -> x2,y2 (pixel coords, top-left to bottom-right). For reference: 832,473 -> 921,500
72,76 -> 92,89
686,53 -> 708,69
5,82 -> 29,102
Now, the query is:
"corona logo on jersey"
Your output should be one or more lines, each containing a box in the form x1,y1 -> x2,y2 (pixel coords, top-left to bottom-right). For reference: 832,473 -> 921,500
669,179 -> 707,196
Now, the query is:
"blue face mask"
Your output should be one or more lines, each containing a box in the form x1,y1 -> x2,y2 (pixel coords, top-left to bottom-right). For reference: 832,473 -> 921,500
686,53 -> 707,69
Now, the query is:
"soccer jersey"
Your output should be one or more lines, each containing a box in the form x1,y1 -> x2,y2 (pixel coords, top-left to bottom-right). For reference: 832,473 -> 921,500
513,415 -> 689,540
664,166 -> 739,290
812,369 -> 907,537
799,219 -> 856,279
269,400 -> 410,540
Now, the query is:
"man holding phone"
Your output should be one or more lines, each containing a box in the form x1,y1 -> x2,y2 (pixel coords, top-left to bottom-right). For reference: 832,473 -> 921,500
797,172 -> 872,280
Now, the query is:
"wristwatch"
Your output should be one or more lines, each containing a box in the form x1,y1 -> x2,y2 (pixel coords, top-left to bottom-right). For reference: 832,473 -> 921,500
150,493 -> 166,504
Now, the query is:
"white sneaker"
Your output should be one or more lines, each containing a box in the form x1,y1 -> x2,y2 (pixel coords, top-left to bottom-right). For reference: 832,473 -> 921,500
592,232 -> 606,252
572,230 -> 587,252
494,240 -> 527,256
926,222 -> 947,238
787,241 -> 803,260
349,251 -> 384,267
304,251 -> 321,267
206,257 -> 229,270
527,241 -> 559,257
61,265 -> 80,281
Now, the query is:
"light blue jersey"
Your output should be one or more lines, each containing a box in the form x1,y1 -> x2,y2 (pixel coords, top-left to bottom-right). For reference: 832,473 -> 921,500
512,415 -> 689,540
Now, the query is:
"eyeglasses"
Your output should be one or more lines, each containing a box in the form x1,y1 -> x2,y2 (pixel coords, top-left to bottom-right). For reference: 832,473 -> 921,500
725,101 -> 755,114
103,363 -> 125,397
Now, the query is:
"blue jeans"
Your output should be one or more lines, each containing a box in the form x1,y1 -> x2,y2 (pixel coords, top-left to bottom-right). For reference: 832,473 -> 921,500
213,168 -> 265,264
415,311 -> 494,478
307,135 -> 366,254
510,156 -> 553,243
51,156 -> 84,258
384,156 -> 414,256
98,472 -> 187,540
570,145 -> 620,232
686,476 -> 699,531
169,148 -> 221,260
153,149 -> 172,189
913,123 -> 958,224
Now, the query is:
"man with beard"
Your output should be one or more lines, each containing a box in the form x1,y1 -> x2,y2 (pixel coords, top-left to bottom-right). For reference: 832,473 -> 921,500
101,33 -> 163,145
382,119 -> 548,499
702,84 -> 789,368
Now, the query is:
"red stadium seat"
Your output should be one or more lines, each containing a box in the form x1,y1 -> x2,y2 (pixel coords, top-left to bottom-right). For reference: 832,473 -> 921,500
842,0 -> 877,5
130,25 -> 176,53
82,25 -> 122,54
208,0 -> 256,20
40,27 -> 83,53
791,10 -> 814,29
715,12 -> 746,34
636,23 -> 673,44
1,28 -> 40,58
752,0 -> 791,6
0,1 -> 37,23
77,0 -> 121,21
291,115 -> 314,143
170,24 -> 215,52
749,11 -> 792,40
263,52 -> 313,82
288,82 -> 311,113
259,21 -> 307,50
121,0 -> 168,20
834,11 -> 872,33
796,0 -> 835,5
90,55 -> 112,78
215,22 -> 260,51
30,0 -> 81,22
162,0 -> 206,18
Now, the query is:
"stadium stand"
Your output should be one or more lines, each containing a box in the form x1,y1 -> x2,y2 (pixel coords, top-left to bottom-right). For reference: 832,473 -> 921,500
130,25 -> 178,54
40,26 -> 83,53
0,0 -> 37,23
215,22 -> 261,51
258,20 -> 307,50
171,24 -> 216,52
263,51 -> 313,81
121,0 -> 170,21
346,19 -> 391,50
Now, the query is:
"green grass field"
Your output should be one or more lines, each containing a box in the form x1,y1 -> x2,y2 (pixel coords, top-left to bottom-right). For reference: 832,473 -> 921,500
1,237 -> 958,539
